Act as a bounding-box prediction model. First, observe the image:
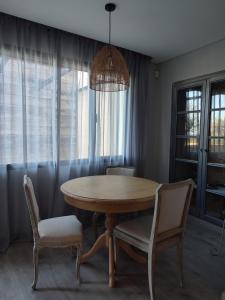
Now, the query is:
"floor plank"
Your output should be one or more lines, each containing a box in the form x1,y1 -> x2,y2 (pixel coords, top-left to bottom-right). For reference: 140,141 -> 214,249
0,216 -> 224,300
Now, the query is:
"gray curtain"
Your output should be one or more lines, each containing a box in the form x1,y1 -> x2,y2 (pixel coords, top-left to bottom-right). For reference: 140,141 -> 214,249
0,13 -> 151,252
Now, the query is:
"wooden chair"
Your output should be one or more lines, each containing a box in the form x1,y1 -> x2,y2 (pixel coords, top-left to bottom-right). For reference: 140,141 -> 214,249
23,175 -> 83,289
114,179 -> 194,300
92,166 -> 136,239
106,167 -> 136,176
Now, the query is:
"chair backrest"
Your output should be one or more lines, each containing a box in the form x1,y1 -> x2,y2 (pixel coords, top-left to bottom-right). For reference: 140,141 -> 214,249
106,167 -> 136,176
23,175 -> 40,240
148,179 -> 193,300
150,179 -> 194,248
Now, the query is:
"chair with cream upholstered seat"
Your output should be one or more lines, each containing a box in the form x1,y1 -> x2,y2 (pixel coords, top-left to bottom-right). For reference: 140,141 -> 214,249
114,179 -> 194,300
23,175 -> 83,290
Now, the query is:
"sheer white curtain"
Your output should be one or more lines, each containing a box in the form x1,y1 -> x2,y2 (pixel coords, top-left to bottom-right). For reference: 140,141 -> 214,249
0,13 -> 151,251
0,50 -> 126,169
0,48 -> 57,166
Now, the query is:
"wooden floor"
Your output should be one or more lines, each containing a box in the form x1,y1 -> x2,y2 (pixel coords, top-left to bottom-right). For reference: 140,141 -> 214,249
0,216 -> 225,300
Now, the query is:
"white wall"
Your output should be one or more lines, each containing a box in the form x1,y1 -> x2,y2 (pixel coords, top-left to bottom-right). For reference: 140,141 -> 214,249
154,38 -> 225,182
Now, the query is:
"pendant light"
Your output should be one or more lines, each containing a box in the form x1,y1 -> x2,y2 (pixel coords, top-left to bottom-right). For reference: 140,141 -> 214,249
90,3 -> 129,92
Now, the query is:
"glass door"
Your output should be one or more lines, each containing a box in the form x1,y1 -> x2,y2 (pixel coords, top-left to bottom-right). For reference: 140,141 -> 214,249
172,83 -> 205,215
203,79 -> 225,223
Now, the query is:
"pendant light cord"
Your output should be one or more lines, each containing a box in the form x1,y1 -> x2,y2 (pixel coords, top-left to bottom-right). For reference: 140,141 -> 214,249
108,11 -> 111,46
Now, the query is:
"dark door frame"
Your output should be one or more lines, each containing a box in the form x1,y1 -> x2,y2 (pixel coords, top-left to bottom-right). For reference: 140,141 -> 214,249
170,70 -> 225,226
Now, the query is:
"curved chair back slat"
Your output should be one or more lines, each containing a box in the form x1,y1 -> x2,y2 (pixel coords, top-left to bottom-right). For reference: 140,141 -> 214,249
23,175 -> 40,240
106,167 -> 136,176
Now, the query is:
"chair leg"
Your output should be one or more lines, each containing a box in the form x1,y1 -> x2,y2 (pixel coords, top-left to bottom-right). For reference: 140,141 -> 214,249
148,253 -> 156,300
32,245 -> 39,290
71,246 -> 76,259
92,212 -> 99,240
177,239 -> 184,288
113,237 -> 119,273
75,245 -> 81,284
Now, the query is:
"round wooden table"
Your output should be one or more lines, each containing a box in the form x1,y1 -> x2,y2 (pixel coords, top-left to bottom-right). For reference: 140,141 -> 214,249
60,175 -> 159,287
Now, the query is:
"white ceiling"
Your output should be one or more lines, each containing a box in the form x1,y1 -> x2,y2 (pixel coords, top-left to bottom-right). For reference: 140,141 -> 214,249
0,0 -> 225,63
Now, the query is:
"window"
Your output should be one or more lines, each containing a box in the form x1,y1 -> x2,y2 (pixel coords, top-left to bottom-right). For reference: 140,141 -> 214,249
60,68 -> 90,160
0,53 -> 127,165
0,54 -> 57,164
96,91 -> 126,157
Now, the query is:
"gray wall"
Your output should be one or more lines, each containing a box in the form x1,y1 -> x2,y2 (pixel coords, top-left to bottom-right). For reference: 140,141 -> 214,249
154,38 -> 225,182
141,63 -> 160,180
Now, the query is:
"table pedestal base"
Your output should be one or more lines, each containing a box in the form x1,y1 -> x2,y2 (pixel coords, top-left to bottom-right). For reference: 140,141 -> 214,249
80,213 -> 116,287
80,213 -> 147,287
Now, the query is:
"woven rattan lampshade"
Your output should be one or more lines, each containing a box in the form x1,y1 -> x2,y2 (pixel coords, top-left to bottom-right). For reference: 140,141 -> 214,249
90,45 -> 129,92
90,3 -> 129,92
